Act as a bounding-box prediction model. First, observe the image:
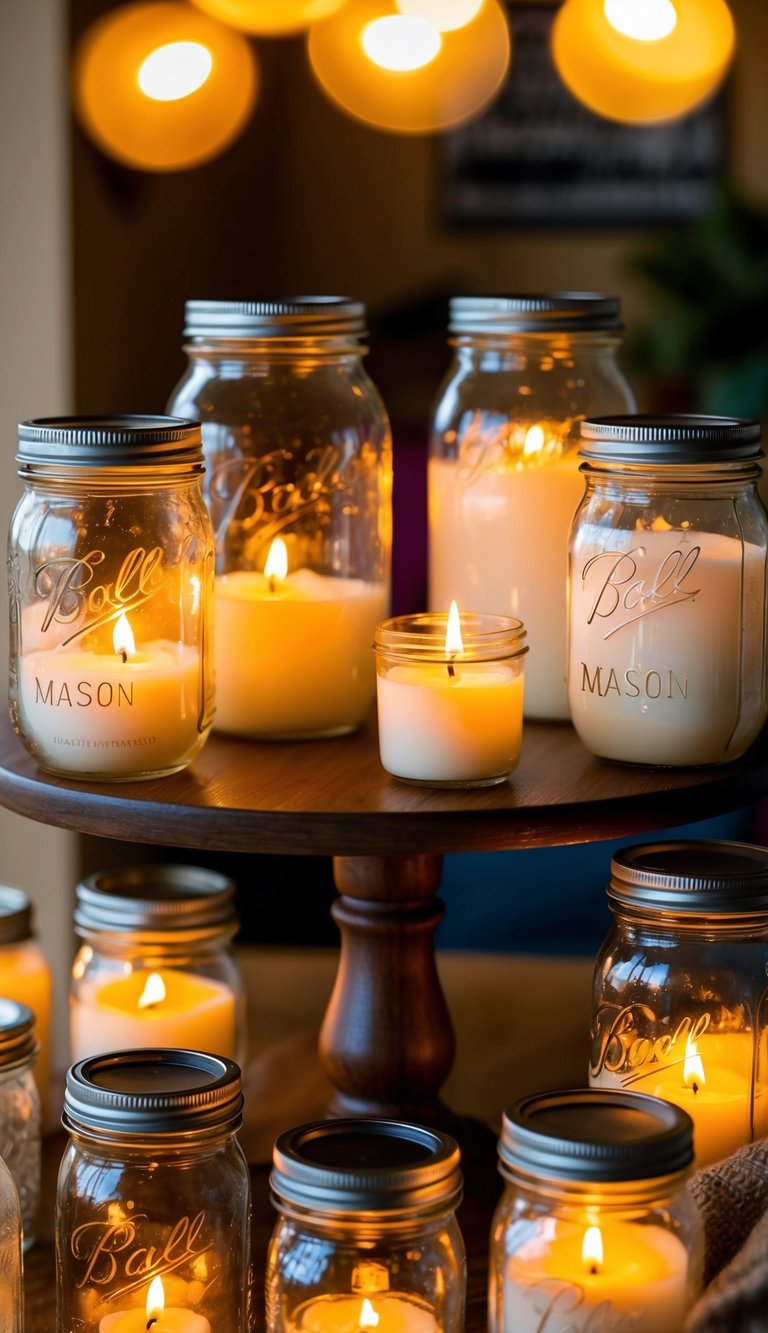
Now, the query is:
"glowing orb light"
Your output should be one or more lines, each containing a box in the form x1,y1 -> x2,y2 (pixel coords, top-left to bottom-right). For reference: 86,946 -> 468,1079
189,0 -> 351,36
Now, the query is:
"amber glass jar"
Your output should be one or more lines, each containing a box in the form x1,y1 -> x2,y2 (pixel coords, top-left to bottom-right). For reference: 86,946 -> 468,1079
0,999 -> 40,1250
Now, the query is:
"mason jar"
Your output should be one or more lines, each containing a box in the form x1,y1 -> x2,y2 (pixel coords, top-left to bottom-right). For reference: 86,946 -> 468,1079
490,1089 -> 702,1333
57,1049 -> 252,1333
591,839 -> 768,1169
0,886 -> 52,1129
267,1118 -> 465,1333
70,863 -> 244,1067
0,998 -> 40,1250
569,414 -> 768,766
167,298 -> 392,739
0,1151 -> 23,1332
8,415 -> 214,781
429,294 -> 636,721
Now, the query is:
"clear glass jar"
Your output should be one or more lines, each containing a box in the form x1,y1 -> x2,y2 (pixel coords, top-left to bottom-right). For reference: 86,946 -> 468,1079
569,414 -> 768,766
0,886 -> 52,1130
8,415 -> 214,781
267,1119 -> 465,1333
0,1152 -> 23,1333
167,298 -> 392,740
591,839 -> 768,1169
57,1048 -> 252,1333
0,998 -> 40,1250
490,1089 -> 702,1333
374,610 -> 527,786
70,864 -> 244,1067
429,294 -> 636,722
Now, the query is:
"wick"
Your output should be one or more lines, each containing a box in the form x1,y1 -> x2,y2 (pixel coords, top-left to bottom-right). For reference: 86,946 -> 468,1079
146,1320 -> 158,1330
589,1264 -> 599,1277
692,1081 -> 699,1096
447,658 -> 456,679
268,575 -> 277,594
120,649 -> 128,664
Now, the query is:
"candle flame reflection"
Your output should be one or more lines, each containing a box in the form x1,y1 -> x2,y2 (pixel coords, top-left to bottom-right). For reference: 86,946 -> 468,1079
523,425 -> 545,458
581,1224 -> 604,1273
684,1039 -> 706,1092
138,972 -> 166,1010
113,614 -> 136,661
146,1275 -> 165,1321
359,1299 -> 380,1329
445,600 -> 464,656
265,538 -> 289,586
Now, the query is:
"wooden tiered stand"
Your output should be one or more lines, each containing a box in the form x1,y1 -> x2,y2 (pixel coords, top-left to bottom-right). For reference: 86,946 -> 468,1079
2,712 -> 767,1332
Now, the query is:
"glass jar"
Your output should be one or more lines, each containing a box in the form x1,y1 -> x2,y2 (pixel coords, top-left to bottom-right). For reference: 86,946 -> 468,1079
0,998 -> 40,1250
374,610 -> 527,786
57,1048 -> 252,1333
167,298 -> 392,740
8,415 -> 214,780
429,294 -> 636,722
490,1089 -> 702,1333
0,1152 -> 23,1333
0,886 -> 52,1130
267,1118 -> 465,1333
70,863 -> 244,1067
591,839 -> 768,1169
568,414 -> 768,766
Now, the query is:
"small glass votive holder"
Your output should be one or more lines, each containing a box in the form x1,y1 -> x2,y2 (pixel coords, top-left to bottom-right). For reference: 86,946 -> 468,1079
374,610 -> 527,787
0,998 -> 40,1250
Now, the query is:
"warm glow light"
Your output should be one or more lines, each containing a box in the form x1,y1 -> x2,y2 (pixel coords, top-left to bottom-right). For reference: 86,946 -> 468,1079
138,972 -> 167,1009
581,1225 -> 604,1271
603,0 -> 677,41
113,614 -> 136,660
264,538 -> 289,583
446,600 -> 464,656
359,1300 -> 380,1329
684,1040 -> 706,1090
138,41 -> 213,101
308,0 -> 511,134
397,0 -> 484,33
362,16 -> 442,71
73,2 -> 259,171
523,425 -> 545,457
146,1276 -> 165,1319
190,0 -> 349,36
552,0 -> 735,125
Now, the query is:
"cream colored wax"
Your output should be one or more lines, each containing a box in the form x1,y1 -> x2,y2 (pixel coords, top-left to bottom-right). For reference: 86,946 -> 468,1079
70,969 -> 236,1064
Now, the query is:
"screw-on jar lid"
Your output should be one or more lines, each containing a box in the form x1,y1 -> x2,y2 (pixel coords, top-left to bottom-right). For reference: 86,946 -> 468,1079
449,293 -> 622,335
74,864 -> 238,942
64,1049 -> 243,1140
499,1090 -> 693,1184
579,414 -> 762,463
610,840 -> 768,915
271,1119 -> 463,1217
184,298 -> 366,338
17,415 -> 204,467
0,887 -> 32,946
0,998 -> 36,1072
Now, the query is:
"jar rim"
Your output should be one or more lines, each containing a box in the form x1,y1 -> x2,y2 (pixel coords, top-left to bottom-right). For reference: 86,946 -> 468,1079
0,886 -> 32,946
375,612 -> 527,663
184,297 -> 366,339
448,292 -> 622,334
74,864 -> 238,938
64,1049 -> 243,1140
609,840 -> 768,914
17,415 -> 204,467
579,413 -> 762,463
0,997 -> 36,1071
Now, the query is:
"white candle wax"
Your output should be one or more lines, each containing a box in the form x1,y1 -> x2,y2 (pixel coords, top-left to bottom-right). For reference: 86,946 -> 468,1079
568,525 -> 767,765
214,570 -> 388,738
377,660 -> 524,785
292,1293 -> 438,1333
429,448 -> 583,721
503,1218 -> 689,1333
70,969 -> 236,1064
100,1307 -> 210,1333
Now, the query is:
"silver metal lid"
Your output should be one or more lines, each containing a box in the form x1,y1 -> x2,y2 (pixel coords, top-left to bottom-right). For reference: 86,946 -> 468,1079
64,1049 -> 243,1140
0,998 -> 36,1072
17,415 -> 204,467
449,293 -> 622,335
500,1089 -> 693,1183
0,887 -> 32,946
610,840 -> 768,915
271,1119 -> 463,1216
74,864 -> 238,942
579,414 -> 762,463
184,298 -> 366,339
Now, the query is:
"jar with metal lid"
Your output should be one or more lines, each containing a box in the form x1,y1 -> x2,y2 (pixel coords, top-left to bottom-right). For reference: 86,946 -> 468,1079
57,1048 -> 252,1333
490,1089 -> 702,1333
70,863 -> 244,1067
568,413 -> 768,766
0,998 -> 40,1250
591,839 -> 768,1169
0,886 -> 52,1129
428,293 -> 636,722
8,415 -> 214,780
267,1118 -> 465,1333
166,298 -> 392,740
0,1149 -> 23,1332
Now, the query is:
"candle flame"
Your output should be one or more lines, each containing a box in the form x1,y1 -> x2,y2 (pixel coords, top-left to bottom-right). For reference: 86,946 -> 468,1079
523,424 -> 546,457
359,1300 -> 380,1329
445,600 -> 464,656
113,614 -> 136,660
146,1276 -> 165,1321
264,537 -> 288,585
581,1224 -> 604,1272
138,972 -> 166,1010
684,1039 -> 706,1092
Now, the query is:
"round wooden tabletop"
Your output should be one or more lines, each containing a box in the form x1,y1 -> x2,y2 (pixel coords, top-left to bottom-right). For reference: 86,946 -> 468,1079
1,714 -> 766,857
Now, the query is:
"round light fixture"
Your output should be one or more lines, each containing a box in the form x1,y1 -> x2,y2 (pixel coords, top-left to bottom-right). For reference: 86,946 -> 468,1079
308,0 -> 511,134
189,0 -> 351,36
73,2 -> 259,171
552,0 -> 735,125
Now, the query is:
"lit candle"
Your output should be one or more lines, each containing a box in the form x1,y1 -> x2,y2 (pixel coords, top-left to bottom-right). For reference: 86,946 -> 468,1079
0,888 -> 53,1127
503,1216 -> 689,1332
214,538 -> 388,739
70,968 -> 236,1064
18,611 -> 202,777
650,1037 -> 753,1168
291,1293 -> 438,1333
376,602 -> 526,786
100,1275 -> 210,1333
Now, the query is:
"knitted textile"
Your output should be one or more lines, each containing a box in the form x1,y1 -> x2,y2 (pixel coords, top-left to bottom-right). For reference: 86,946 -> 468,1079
685,1139 -> 768,1332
